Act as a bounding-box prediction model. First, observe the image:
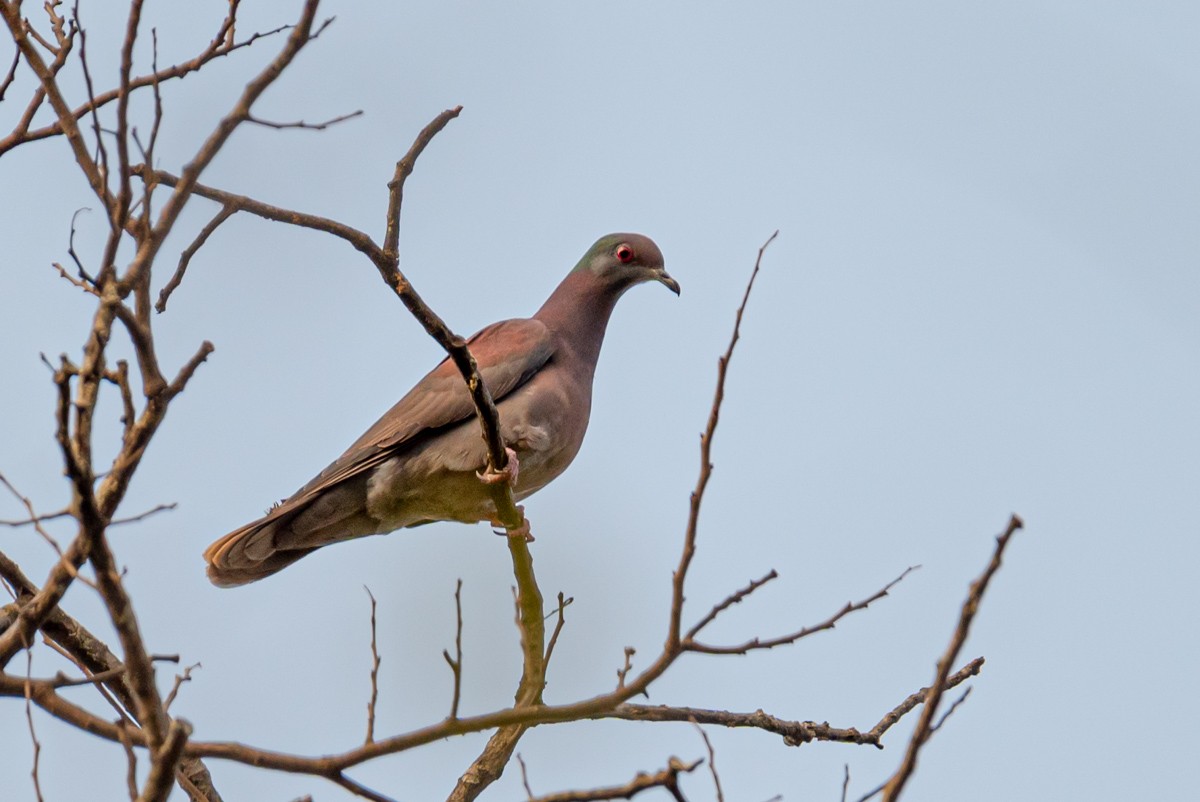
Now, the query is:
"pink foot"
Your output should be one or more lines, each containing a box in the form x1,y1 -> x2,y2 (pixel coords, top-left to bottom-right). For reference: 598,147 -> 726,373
491,505 -> 534,542
477,447 -> 520,487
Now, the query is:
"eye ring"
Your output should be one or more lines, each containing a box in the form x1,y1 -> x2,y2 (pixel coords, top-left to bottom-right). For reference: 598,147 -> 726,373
615,244 -> 635,264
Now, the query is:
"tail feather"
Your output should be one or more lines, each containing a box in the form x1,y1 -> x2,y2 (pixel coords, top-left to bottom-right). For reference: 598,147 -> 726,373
203,515 -> 315,587
204,474 -> 381,587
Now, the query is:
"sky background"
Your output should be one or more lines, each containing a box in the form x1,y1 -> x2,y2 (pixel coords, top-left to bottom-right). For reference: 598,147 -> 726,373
2,1 -> 1198,800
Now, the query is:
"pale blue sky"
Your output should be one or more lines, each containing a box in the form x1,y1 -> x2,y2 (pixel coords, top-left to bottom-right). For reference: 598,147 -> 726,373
2,2 -> 1198,800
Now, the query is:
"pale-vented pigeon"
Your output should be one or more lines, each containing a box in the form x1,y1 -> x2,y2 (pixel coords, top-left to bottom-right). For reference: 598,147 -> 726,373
204,233 -> 678,586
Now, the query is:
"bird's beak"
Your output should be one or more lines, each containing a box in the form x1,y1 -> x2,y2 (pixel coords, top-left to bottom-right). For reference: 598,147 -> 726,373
655,269 -> 681,296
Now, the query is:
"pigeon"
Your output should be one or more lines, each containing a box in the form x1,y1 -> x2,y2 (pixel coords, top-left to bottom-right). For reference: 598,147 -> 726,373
204,233 -> 679,586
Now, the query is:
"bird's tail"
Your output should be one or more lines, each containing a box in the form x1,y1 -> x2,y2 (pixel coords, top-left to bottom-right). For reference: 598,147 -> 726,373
203,514 -> 315,587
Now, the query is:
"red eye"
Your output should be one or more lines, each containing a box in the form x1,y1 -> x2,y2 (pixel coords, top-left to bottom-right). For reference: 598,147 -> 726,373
615,244 -> 635,263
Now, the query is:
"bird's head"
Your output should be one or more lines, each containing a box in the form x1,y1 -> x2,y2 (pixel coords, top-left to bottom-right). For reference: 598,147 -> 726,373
573,233 -> 680,297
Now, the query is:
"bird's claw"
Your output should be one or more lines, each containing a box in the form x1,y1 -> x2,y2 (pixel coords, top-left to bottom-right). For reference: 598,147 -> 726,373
491,505 -> 534,542
477,447 -> 520,487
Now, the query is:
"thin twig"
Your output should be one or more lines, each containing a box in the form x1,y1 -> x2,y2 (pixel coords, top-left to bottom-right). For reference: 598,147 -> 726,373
104,359 -> 135,436
440,580 -> 463,721
364,587 -> 381,744
855,781 -> 887,802
110,503 -> 177,526
684,570 -> 778,640
0,510 -> 71,527
525,758 -> 702,802
47,665 -> 128,688
328,772 -> 396,802
616,647 -> 636,690
691,721 -> 724,802
0,48 -> 19,101
65,207 -> 97,286
246,109 -> 363,130
543,592 -> 570,666
155,205 -> 235,312
686,565 -> 918,655
669,231 -> 777,651
117,720 -> 139,801
866,657 -> 985,742
52,262 -> 99,295
162,662 -> 200,712
929,687 -> 972,734
0,473 -> 66,555
517,753 -> 535,799
25,650 -> 46,802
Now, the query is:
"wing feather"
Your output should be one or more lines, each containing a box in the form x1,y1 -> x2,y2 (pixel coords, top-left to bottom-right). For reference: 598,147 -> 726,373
288,318 -> 554,500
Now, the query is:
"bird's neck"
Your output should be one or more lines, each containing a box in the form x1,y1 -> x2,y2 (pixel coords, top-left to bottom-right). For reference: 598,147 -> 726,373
533,271 -> 622,373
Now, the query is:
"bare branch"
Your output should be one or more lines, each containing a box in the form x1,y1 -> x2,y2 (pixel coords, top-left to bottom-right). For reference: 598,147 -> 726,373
120,0 -> 325,294
866,657 -> 985,741
616,647 -> 635,690
685,566 -> 918,655
0,550 -> 223,798
0,473 -> 67,555
44,665 -> 128,689
440,580 -> 463,721
525,758 -> 702,802
137,718 -> 192,802
445,538 -> 545,801
104,359 -> 136,436
52,262 -> 100,295
0,9 -> 293,155
382,106 -> 462,259
165,340 -> 215,399
684,570 -> 778,640
117,721 -> 139,801
543,592 -> 570,667
20,526 -> 921,784
364,587 -> 381,744
155,205 -> 236,312
246,109 -> 363,130
881,515 -> 1023,801
24,651 -> 46,802
131,168 -> 383,260
929,687 -> 972,734
0,509 -> 71,528
66,207 -> 98,286
134,27 -> 164,236
1,4 -> 77,158
110,502 -> 176,526
669,231 -> 777,653
162,662 -> 200,712
601,657 -> 984,751
517,753 -> 535,799
0,47 -> 19,100
328,773 -> 396,802
691,722 -> 724,802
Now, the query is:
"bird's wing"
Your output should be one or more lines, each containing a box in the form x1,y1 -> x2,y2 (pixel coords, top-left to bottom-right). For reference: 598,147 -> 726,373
289,317 -> 555,500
